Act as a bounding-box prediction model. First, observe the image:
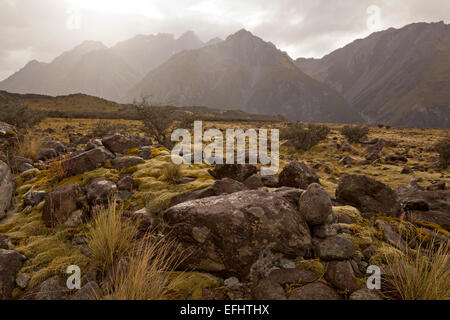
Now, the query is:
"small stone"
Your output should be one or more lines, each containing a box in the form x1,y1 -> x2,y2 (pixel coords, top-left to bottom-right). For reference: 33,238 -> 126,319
252,279 -> 286,300
289,282 -> 341,300
350,288 -> 382,300
224,277 -> 240,288
71,281 -> 102,300
315,235 -> 355,261
63,210 -> 84,228
325,260 -> 357,292
16,273 -> 31,289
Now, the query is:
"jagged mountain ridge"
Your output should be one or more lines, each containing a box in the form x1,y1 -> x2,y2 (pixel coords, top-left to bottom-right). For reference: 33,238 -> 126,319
295,22 -> 450,128
125,29 -> 363,124
0,32 -> 206,102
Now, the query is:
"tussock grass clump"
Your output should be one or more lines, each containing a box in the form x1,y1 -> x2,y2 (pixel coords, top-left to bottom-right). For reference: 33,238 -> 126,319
86,202 -> 138,274
46,156 -> 71,182
281,122 -> 330,151
160,163 -> 183,184
383,238 -> 449,300
15,132 -> 44,161
341,125 -> 369,143
105,236 -> 183,300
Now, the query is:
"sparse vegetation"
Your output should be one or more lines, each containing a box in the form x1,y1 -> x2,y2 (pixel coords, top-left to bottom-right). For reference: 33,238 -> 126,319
160,163 -> 183,184
14,132 -> 44,161
145,192 -> 171,216
46,156 -> 71,182
135,99 -> 194,149
90,120 -> 131,138
105,235 -> 183,300
281,122 -> 330,151
341,125 -> 369,143
434,137 -> 450,169
383,238 -> 449,300
0,101 -> 46,129
86,202 -> 138,274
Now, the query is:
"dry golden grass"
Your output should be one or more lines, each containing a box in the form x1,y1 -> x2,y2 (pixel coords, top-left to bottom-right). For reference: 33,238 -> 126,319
86,202 -> 138,274
105,235 -> 183,300
160,163 -> 184,184
46,156 -> 71,182
15,132 -> 44,161
384,238 -> 449,300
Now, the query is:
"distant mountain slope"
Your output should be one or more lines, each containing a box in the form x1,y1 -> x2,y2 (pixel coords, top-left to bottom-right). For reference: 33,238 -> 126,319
0,90 -> 122,113
0,90 -> 286,122
295,22 -> 450,128
0,32 -> 205,102
126,29 -> 363,124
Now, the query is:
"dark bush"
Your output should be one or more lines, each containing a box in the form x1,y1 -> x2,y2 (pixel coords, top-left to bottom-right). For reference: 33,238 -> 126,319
90,120 -> 130,138
281,122 -> 330,151
135,100 -> 194,149
434,137 -> 450,169
341,125 -> 369,143
0,101 -> 46,129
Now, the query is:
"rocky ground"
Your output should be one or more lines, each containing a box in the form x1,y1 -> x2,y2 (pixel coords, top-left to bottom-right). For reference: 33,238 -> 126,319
0,118 -> 449,300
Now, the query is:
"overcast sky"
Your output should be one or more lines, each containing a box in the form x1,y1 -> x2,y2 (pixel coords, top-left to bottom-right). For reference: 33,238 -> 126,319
1,0 -> 449,80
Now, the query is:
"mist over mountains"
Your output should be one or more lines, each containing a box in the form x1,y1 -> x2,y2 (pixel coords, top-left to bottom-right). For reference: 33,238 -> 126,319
0,22 -> 449,128
295,22 -> 450,128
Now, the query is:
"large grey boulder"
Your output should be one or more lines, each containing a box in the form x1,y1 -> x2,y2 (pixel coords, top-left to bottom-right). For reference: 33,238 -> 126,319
0,160 -> 14,219
42,183 -> 84,227
278,162 -> 319,189
62,147 -> 114,176
170,178 -> 247,207
163,189 -> 312,279
85,178 -> 118,205
325,260 -> 357,292
207,164 -> 257,182
102,133 -> 150,154
299,183 -> 334,226
336,174 -> 401,217
400,189 -> 450,231
315,235 -> 355,261
111,156 -> 144,169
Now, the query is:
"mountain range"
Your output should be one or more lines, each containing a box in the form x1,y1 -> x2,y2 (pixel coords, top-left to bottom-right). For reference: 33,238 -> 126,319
0,22 -> 449,127
295,21 -> 450,128
0,31 -> 209,102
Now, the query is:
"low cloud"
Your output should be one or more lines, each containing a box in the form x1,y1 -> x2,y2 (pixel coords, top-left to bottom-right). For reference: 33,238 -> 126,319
1,0 -> 449,80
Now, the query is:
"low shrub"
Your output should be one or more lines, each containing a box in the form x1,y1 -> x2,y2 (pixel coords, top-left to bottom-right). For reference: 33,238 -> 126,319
281,122 -> 330,151
341,125 -> 369,143
160,163 -> 183,184
434,137 -> 450,169
14,132 -> 44,161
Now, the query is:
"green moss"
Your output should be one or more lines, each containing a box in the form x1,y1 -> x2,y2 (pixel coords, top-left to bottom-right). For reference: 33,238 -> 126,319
120,166 -> 138,175
168,272 -> 221,300
295,259 -> 325,278
5,130 -> 16,136
369,244 -> 403,265
27,252 -> 90,289
104,161 -> 114,169
124,148 -> 139,156
333,206 -> 363,224
56,167 -> 120,188
416,221 -> 449,235
341,224 -> 375,251
150,147 -> 169,159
